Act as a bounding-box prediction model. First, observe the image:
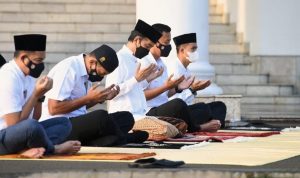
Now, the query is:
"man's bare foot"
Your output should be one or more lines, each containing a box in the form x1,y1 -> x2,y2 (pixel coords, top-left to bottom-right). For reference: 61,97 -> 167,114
20,147 -> 45,158
199,120 -> 221,132
54,140 -> 81,155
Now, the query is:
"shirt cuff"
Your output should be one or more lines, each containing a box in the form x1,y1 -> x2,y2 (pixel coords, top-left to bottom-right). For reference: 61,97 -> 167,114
140,79 -> 149,90
184,88 -> 194,97
127,76 -> 139,90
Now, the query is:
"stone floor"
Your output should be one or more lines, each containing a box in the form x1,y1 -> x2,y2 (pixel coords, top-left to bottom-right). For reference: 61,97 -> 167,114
1,155 -> 300,178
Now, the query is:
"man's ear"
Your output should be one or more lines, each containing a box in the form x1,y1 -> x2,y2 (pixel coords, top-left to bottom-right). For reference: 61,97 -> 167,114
134,36 -> 142,47
155,42 -> 160,49
19,53 -> 28,64
179,46 -> 185,54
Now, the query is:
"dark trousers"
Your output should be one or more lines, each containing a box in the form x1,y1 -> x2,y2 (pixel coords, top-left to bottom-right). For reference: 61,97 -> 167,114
109,111 -> 134,135
146,98 -> 200,132
188,101 -> 227,128
68,110 -> 134,147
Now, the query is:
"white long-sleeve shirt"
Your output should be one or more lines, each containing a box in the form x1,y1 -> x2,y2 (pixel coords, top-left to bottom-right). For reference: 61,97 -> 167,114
165,57 -> 195,105
105,45 -> 149,120
141,53 -> 169,110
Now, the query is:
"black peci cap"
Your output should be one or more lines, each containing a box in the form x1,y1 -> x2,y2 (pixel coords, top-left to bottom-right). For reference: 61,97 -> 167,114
14,34 -> 47,51
90,44 -> 119,73
134,19 -> 162,43
173,33 -> 197,47
0,54 -> 6,68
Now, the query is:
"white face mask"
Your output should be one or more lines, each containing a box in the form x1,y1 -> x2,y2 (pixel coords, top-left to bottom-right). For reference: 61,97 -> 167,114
186,50 -> 199,63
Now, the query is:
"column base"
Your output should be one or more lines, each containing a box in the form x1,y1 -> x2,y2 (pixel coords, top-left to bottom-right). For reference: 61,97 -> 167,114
193,95 -> 242,122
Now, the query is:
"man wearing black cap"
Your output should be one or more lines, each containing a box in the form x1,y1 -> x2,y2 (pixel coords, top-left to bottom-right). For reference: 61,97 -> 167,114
0,34 -> 81,158
166,33 -> 227,131
0,54 -> 6,68
138,24 -> 201,133
40,44 -> 142,146
106,19 -> 165,122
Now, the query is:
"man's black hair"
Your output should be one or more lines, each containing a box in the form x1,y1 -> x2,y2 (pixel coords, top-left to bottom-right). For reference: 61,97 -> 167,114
128,30 -> 144,42
152,23 -> 171,34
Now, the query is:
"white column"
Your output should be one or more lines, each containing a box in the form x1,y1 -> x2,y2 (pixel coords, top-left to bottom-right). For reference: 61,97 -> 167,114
136,0 -> 223,95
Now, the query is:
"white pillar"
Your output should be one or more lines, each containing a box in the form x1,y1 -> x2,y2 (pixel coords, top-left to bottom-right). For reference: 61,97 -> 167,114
136,0 -> 223,96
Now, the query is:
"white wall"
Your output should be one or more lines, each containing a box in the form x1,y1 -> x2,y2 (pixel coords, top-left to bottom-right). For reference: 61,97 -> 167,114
136,0 -> 209,62
136,0 -> 223,95
225,0 -> 300,56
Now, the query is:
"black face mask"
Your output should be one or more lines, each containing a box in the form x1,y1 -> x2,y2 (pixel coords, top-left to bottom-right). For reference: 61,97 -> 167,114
25,59 -> 45,78
88,69 -> 103,82
159,44 -> 172,57
134,46 -> 149,59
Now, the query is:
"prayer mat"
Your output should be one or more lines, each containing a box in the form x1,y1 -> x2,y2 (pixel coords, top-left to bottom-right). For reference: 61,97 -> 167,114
166,134 -> 236,142
225,121 -> 284,131
165,131 -> 280,142
0,152 -> 156,161
121,141 -> 194,149
225,126 -> 283,131
192,131 -> 280,137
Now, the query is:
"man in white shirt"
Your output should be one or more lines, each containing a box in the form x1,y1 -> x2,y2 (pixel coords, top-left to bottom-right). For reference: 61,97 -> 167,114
105,19 -> 162,119
0,54 -> 6,68
166,33 -> 227,130
141,24 -> 221,132
0,34 -> 80,158
106,20 -> 201,133
41,44 -> 145,146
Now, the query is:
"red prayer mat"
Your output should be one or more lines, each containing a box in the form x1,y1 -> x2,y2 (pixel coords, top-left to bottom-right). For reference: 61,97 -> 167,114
192,131 -> 280,137
166,135 -> 236,142
0,152 -> 156,160
166,131 -> 280,142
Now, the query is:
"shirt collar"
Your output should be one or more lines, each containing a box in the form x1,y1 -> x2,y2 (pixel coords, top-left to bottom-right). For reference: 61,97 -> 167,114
176,57 -> 188,72
11,59 -> 26,79
76,54 -> 88,77
121,45 -> 138,63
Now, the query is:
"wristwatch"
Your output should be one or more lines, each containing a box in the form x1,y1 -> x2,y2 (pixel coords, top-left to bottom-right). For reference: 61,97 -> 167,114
37,96 -> 45,103
189,88 -> 197,95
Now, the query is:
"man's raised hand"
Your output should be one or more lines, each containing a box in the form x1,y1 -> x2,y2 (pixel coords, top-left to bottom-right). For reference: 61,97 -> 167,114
135,62 -> 156,82
178,75 -> 195,90
190,80 -> 211,91
146,66 -> 164,83
34,76 -> 53,98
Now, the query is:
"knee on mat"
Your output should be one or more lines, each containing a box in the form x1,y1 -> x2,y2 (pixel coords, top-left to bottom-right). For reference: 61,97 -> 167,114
23,119 -> 41,129
85,110 -> 110,128
214,101 -> 227,113
119,111 -> 135,128
93,109 -> 109,116
55,117 -> 72,132
24,120 -> 45,137
171,98 -> 188,108
212,101 -> 227,128
92,110 -> 109,121
58,117 -> 72,138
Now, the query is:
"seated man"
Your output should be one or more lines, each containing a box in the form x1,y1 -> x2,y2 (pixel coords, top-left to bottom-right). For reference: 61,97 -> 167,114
105,20 -> 200,133
0,34 -> 80,158
166,33 -> 227,130
142,24 -> 225,132
40,44 -> 145,146
0,54 -> 6,68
